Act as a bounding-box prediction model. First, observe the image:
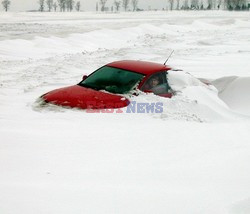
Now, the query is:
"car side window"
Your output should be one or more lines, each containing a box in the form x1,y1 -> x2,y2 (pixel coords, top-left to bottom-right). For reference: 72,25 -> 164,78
141,71 -> 171,95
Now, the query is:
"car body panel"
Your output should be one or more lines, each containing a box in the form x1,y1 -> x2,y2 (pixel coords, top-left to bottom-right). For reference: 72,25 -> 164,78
107,60 -> 171,75
43,85 -> 129,109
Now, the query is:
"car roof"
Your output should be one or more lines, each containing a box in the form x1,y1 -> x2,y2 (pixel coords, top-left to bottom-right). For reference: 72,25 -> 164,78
106,60 -> 171,75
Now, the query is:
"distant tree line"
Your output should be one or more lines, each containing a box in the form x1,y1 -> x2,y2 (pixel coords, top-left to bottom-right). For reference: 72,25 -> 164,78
98,0 -> 140,12
37,0 -> 81,12
168,0 -> 249,11
1,0 -> 250,12
224,0 -> 249,10
97,0 -> 249,12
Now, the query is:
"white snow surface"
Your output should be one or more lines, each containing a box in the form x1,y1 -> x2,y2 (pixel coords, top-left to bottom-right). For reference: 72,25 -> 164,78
1,11 -> 250,214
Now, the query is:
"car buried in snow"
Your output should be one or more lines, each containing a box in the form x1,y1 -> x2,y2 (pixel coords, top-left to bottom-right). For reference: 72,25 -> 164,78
41,60 -> 173,109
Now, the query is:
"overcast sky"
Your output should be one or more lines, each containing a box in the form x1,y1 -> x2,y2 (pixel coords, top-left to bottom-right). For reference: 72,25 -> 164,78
0,0 -> 168,12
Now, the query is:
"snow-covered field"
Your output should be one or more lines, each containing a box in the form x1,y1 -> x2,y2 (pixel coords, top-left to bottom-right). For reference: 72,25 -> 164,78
0,11 -> 250,214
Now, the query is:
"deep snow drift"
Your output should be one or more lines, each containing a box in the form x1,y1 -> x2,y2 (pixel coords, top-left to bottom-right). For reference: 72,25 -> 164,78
0,11 -> 250,214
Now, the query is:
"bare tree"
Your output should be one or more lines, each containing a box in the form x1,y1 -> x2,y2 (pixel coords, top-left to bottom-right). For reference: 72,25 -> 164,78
58,0 -> 66,11
168,0 -> 174,10
183,0 -> 189,9
66,0 -> 74,11
131,0 -> 138,11
200,0 -> 204,9
237,0 -> 248,10
224,0 -> 232,9
191,0 -> 199,9
122,0 -> 129,11
99,0 -> 107,11
114,0 -> 121,11
38,0 -> 45,11
46,0 -> 53,11
227,0 -> 247,10
207,0 -> 213,9
1,0 -> 10,11
216,0 -> 223,9
96,2 -> 98,11
75,1 -> 80,11
176,0 -> 180,9
53,1 -> 57,11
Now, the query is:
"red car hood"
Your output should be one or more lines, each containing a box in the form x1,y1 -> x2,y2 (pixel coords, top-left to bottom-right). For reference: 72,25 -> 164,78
42,85 -> 130,109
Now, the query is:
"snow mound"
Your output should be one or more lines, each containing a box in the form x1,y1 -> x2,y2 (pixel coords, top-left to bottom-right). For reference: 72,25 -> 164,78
168,70 -> 207,91
0,23 -> 173,60
212,76 -> 250,116
164,71 -> 246,122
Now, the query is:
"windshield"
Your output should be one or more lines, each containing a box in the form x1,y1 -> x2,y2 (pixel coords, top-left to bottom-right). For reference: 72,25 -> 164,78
79,66 -> 144,94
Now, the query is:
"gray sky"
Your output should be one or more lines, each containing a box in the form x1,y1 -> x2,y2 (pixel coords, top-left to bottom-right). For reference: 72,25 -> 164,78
1,0 -> 167,12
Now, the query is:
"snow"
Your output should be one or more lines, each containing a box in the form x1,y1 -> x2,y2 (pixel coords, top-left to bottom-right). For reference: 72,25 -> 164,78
212,76 -> 250,115
1,11 -> 250,214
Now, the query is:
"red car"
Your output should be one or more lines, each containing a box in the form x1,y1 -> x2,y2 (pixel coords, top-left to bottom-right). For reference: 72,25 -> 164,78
41,60 -> 173,109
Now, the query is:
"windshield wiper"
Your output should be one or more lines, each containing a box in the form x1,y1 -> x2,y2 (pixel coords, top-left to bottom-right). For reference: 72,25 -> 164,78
79,83 -> 101,91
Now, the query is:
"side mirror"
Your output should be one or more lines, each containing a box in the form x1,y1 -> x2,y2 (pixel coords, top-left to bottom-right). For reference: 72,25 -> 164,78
82,75 -> 88,80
